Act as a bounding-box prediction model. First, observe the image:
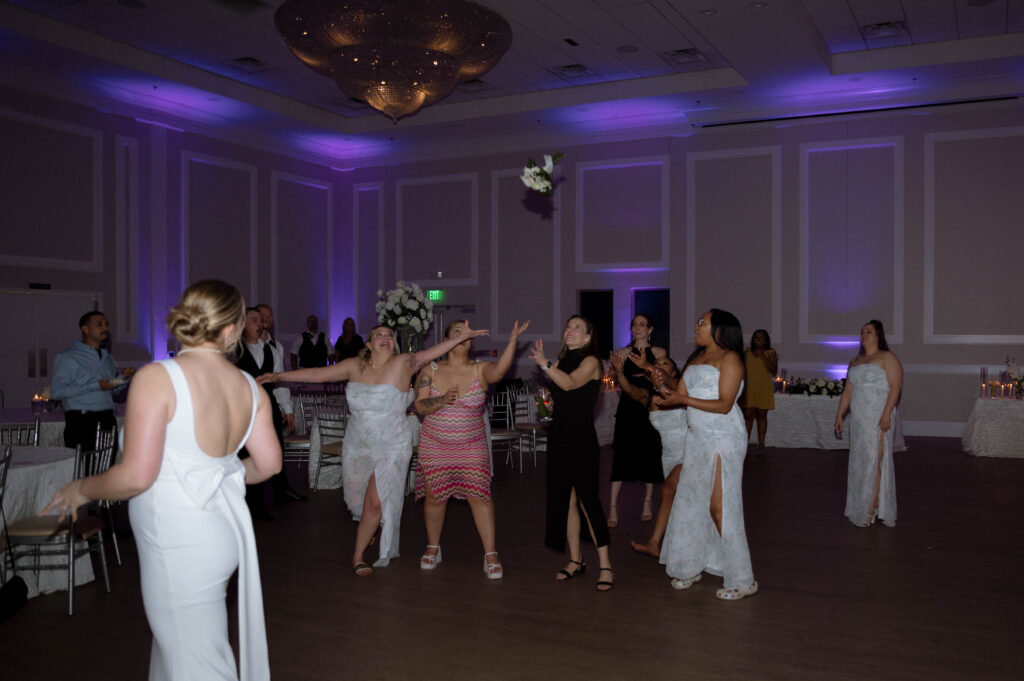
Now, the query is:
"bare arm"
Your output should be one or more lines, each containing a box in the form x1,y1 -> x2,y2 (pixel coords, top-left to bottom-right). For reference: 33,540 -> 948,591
528,338 -> 601,391
834,361 -> 855,434
762,349 -> 779,375
259,357 -> 358,385
413,367 -> 457,416
678,353 -> 744,414
241,389 -> 283,484
878,352 -> 903,432
611,353 -> 648,405
43,363 -> 173,520
480,320 -> 530,387
402,323 -> 490,375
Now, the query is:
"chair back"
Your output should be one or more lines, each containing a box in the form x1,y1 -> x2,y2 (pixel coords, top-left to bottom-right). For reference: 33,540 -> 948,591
0,419 -> 40,447
75,428 -> 116,481
489,390 -> 515,429
0,445 -> 11,506
298,393 -> 327,433
315,403 -> 347,445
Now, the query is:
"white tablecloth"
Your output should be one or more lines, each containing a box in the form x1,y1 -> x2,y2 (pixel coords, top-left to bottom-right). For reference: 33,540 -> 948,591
962,398 -> 1024,458
0,407 -> 126,447
3,446 -> 95,597
761,393 -> 906,451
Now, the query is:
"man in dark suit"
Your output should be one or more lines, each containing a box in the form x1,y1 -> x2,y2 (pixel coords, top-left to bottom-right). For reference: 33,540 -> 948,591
236,307 -> 305,519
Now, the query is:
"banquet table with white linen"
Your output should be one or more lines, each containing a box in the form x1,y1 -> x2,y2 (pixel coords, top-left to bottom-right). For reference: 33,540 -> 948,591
962,398 -> 1024,458
0,406 -> 126,448
3,446 -> 96,597
762,393 -> 906,451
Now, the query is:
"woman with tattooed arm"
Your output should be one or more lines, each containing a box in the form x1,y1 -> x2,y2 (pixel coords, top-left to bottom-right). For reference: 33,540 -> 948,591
413,320 -> 530,579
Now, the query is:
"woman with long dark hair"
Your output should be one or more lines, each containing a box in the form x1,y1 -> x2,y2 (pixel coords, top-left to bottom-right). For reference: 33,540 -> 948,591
608,314 -> 666,526
529,315 -> 613,592
740,328 -> 778,452
657,309 -> 757,600
834,319 -> 902,527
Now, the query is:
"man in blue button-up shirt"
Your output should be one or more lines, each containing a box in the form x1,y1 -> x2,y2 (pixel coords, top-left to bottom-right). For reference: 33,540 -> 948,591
51,311 -> 135,450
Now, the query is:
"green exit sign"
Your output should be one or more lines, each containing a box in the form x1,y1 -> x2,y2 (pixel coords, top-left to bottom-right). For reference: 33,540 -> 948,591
427,289 -> 444,302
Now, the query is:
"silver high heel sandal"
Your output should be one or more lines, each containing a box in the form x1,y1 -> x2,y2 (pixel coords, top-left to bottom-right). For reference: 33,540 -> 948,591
483,551 -> 503,580
420,545 -> 442,570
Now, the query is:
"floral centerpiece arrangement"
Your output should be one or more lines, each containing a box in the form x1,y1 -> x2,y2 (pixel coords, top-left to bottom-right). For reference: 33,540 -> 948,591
520,151 -> 564,197
375,281 -> 433,351
786,376 -> 845,397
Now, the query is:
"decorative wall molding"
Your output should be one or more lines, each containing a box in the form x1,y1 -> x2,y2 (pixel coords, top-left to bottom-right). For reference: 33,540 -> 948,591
923,126 -> 1024,345
490,168 -> 562,343
799,137 -> 904,345
395,173 -> 478,287
270,170 -> 333,327
180,151 -> 258,302
574,156 -> 670,272
114,134 -> 140,343
686,146 -> 782,342
353,182 -> 385,308
0,107 -> 103,272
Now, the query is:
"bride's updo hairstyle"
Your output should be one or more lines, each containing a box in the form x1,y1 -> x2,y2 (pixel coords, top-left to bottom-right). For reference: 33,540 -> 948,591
166,280 -> 245,349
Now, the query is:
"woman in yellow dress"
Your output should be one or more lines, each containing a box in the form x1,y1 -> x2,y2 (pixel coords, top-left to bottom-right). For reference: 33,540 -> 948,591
740,329 -> 777,452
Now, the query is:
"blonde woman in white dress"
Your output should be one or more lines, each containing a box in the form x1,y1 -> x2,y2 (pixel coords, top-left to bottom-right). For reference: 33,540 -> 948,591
834,319 -> 903,527
45,279 -> 282,681
261,323 -> 489,576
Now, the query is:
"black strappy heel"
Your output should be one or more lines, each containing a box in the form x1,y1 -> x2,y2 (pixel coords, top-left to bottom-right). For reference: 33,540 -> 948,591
556,559 -> 586,580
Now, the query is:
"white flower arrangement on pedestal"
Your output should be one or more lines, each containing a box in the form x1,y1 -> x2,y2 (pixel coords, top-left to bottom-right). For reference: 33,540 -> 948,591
520,151 -> 564,197
375,282 -> 433,346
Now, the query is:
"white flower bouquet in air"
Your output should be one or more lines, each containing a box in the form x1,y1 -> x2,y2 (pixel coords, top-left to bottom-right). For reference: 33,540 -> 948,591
375,282 -> 433,340
520,151 -> 564,197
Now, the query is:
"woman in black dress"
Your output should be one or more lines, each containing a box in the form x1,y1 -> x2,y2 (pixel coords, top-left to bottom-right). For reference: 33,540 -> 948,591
529,315 -> 613,592
609,314 -> 666,526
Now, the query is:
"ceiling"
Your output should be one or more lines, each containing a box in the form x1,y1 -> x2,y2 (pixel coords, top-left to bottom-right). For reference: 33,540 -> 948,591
1,0 -> 1023,166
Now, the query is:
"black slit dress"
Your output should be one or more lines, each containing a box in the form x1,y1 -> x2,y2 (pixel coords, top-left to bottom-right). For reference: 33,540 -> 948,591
544,349 -> 610,550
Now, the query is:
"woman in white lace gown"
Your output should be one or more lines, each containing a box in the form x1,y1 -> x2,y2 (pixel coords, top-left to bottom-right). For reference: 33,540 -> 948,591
262,323 -> 488,575
834,320 -> 903,527
656,309 -> 757,600
45,280 -> 283,681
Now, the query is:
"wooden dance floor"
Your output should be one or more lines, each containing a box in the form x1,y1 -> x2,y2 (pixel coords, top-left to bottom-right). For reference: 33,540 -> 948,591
2,437 -> 1021,680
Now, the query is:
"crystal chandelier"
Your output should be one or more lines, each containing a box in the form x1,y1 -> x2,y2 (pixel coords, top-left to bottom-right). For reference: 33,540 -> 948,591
275,0 -> 513,123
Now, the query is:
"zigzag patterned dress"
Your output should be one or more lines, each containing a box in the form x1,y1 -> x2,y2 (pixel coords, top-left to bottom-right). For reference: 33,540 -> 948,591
415,363 -> 491,503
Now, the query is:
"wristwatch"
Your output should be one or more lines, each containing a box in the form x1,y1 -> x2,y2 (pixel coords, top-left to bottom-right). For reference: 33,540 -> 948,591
543,360 -> 553,370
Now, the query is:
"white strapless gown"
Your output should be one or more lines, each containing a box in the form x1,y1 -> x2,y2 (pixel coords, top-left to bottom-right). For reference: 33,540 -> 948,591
845,363 -> 897,526
661,365 -> 755,591
343,383 -> 414,566
129,359 -> 269,681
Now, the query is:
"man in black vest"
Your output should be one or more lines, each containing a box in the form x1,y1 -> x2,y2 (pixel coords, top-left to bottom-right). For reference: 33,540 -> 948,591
291,314 -> 330,370
236,307 -> 305,519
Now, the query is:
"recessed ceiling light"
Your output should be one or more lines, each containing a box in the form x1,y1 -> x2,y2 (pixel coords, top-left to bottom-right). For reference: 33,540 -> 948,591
698,8 -> 718,16
661,48 -> 707,64
862,21 -> 909,39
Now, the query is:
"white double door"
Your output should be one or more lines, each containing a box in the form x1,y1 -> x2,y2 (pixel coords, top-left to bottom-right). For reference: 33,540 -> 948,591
0,289 -> 98,408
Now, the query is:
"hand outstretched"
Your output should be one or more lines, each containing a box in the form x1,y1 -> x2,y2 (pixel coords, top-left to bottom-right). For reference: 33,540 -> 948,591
509,320 -> 531,340
41,479 -> 88,522
528,339 -> 547,367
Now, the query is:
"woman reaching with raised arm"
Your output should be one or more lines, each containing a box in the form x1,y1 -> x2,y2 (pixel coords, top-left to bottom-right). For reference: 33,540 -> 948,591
834,319 -> 902,527
530,315 -> 613,592
260,322 -> 489,576
45,279 -> 281,680
656,309 -> 757,600
414,319 -> 530,579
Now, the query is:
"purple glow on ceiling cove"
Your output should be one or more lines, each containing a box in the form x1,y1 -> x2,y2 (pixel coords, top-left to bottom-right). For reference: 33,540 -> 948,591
291,132 -> 391,160
818,340 -> 860,347
548,97 -> 686,129
92,78 -> 252,123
